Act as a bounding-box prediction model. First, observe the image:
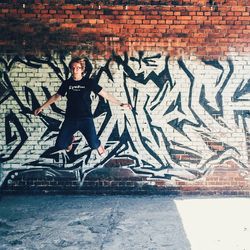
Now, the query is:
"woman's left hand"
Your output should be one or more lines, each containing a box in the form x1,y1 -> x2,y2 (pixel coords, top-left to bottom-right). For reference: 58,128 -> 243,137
120,103 -> 132,110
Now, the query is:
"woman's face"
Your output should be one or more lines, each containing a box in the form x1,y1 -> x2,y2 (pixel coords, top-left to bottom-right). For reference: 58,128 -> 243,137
71,62 -> 85,80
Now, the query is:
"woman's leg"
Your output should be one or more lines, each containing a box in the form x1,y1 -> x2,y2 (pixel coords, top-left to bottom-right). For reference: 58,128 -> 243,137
79,118 -> 105,155
55,119 -> 77,151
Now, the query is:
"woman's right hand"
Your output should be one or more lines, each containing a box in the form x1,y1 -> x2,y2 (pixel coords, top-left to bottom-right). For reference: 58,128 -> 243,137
34,107 -> 43,116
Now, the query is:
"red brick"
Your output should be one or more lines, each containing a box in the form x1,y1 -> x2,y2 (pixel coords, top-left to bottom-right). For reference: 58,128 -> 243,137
231,6 -> 246,12
177,16 -> 192,20
1,8 -> 9,13
239,16 -> 250,21
39,10 -> 49,14
146,15 -> 161,20
61,23 -> 77,28
62,4 -> 77,10
192,16 -> 207,21
160,11 -> 174,16
54,14 -> 68,19
131,15 -> 145,20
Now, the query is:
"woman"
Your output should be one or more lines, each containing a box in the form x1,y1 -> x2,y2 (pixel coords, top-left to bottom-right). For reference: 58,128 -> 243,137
34,57 -> 131,155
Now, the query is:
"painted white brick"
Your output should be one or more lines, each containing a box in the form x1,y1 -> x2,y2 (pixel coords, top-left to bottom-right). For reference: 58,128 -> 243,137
1,53 -> 250,182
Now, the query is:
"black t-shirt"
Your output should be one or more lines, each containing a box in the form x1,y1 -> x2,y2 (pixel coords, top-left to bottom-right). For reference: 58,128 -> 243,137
57,76 -> 102,120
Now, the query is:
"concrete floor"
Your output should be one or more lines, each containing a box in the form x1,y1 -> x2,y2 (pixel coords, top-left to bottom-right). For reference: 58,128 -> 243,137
0,195 -> 249,250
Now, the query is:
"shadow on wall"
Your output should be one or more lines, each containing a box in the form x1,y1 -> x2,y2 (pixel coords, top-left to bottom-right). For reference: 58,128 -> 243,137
0,17 -> 102,55
0,52 -> 250,189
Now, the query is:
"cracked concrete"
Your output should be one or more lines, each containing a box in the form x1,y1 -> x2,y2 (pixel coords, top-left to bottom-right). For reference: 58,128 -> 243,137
0,195 -> 249,250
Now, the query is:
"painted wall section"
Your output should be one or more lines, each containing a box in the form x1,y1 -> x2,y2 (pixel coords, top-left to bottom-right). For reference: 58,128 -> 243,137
0,0 -> 250,194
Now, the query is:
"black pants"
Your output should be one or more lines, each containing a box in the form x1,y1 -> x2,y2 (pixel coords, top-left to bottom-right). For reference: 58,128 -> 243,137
55,118 -> 100,150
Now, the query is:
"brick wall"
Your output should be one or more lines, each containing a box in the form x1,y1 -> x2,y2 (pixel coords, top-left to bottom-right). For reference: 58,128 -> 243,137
0,0 -> 250,195
1,0 -> 250,58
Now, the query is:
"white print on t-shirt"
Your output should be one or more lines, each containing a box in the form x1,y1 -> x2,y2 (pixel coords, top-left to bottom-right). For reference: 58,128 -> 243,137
69,85 -> 86,91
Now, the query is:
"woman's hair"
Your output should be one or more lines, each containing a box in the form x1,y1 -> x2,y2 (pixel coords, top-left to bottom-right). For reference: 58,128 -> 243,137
69,57 -> 86,70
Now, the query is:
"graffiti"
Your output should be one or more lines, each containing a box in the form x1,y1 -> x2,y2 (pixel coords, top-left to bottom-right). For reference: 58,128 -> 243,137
2,110 -> 28,162
0,52 -> 250,186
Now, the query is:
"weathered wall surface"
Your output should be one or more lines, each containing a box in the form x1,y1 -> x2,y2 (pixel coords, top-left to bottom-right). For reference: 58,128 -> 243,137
0,0 -> 250,194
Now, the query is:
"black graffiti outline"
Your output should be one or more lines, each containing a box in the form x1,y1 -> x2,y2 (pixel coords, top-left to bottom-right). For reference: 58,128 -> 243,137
0,110 -> 28,162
